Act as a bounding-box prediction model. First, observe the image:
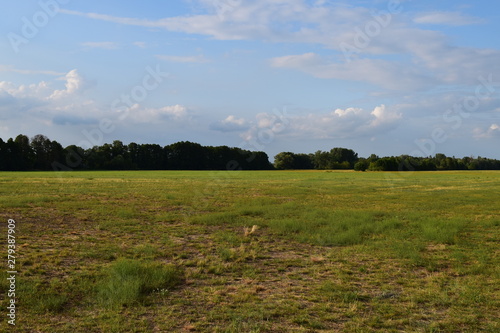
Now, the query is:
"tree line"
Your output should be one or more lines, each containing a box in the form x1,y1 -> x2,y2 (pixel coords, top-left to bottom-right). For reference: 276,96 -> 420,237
0,134 -> 272,171
274,149 -> 500,171
1,134 -> 499,171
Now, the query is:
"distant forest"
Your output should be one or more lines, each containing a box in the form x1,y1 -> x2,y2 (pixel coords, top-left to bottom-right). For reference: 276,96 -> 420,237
1,134 -> 500,171
0,134 -> 272,171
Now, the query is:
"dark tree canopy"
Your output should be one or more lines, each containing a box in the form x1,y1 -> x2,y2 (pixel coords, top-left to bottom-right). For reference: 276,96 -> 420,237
1,134 -> 499,172
273,150 -> 500,171
274,152 -> 314,170
0,134 -> 273,171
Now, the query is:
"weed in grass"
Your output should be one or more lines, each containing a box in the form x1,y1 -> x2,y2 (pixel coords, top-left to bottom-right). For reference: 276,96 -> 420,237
217,246 -> 234,262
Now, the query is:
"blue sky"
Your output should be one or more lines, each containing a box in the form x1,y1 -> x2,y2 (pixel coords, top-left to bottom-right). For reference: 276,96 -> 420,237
1,0 -> 500,159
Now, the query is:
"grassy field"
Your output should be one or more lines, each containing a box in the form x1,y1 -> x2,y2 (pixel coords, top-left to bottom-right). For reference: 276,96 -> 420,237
0,170 -> 498,332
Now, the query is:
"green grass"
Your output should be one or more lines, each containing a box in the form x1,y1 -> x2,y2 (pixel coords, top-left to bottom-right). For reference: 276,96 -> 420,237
96,259 -> 184,308
0,170 -> 498,332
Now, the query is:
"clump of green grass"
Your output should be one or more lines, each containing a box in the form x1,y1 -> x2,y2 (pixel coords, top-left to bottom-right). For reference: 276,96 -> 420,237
16,277 -> 70,313
96,259 -> 184,308
420,217 -> 467,244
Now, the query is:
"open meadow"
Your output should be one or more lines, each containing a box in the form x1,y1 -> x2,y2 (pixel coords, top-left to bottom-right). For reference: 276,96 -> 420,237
0,170 -> 499,332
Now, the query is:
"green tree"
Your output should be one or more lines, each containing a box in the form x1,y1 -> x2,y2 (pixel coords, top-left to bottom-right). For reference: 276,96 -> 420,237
15,134 -> 34,170
330,147 -> 358,168
63,145 -> 86,170
274,152 -> 295,170
0,138 -> 7,170
354,159 -> 369,171
31,134 -> 52,170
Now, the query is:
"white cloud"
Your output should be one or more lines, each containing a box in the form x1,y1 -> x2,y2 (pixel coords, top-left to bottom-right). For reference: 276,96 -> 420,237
0,71 -> 192,133
414,11 -> 485,26
210,115 -> 249,132
153,104 -> 188,120
60,3 -> 332,42
156,54 -> 209,63
0,80 -> 51,99
59,3 -> 500,91
226,115 -> 247,127
240,105 -> 402,141
334,107 -> 363,117
370,104 -> 402,127
125,104 -> 189,123
49,70 -> 85,100
0,70 -> 101,129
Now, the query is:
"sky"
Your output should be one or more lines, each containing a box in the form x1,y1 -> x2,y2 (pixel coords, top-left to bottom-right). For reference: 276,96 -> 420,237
1,0 -> 500,160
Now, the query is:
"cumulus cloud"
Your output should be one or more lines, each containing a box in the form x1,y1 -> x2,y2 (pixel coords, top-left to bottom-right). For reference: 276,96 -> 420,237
49,70 -> 86,100
0,80 -> 51,99
210,115 -> 249,132
1,68 -> 78,102
238,105 -> 402,142
0,70 -> 97,127
0,71 -> 193,132
334,107 -> 363,118
0,80 -> 52,122
125,104 -> 190,123
370,104 -> 402,126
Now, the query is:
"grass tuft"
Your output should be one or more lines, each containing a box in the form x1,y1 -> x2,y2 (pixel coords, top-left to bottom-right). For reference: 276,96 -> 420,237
96,259 -> 184,308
